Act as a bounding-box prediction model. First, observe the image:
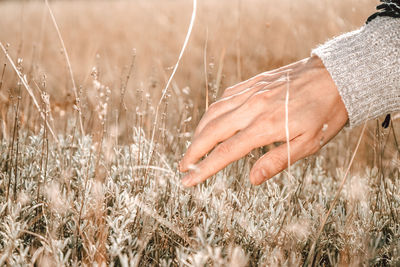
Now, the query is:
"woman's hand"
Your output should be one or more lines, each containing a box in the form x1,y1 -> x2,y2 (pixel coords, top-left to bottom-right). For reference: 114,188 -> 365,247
179,56 -> 348,187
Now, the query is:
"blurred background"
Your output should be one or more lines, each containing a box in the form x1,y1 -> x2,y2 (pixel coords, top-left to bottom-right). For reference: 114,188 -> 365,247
4,1 -> 400,266
0,0 -> 378,134
0,0 -> 387,167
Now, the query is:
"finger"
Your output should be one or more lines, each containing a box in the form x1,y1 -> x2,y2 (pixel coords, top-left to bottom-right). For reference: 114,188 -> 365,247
181,127 -> 276,187
249,134 -> 315,185
180,108 -> 254,172
194,82 -> 269,138
195,79 -> 285,139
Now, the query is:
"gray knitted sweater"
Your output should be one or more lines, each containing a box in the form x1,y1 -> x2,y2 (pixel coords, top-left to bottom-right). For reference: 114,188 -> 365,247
312,13 -> 400,127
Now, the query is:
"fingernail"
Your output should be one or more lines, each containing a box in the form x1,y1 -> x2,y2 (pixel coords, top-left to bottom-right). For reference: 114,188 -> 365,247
255,169 -> 263,182
253,169 -> 267,185
260,168 -> 267,177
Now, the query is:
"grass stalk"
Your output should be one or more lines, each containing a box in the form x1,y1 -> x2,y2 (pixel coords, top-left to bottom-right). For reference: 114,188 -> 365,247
45,0 -> 85,136
203,28 -> 209,111
12,85 -> 21,202
0,63 -> 6,92
305,119 -> 368,265
285,72 -> 291,179
146,0 -> 197,171
0,41 -> 58,142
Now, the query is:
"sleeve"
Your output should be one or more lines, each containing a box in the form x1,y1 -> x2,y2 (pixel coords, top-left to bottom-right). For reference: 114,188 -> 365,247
311,1 -> 400,128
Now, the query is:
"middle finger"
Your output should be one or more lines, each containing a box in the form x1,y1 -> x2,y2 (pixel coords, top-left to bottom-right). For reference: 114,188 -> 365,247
180,105 -> 256,172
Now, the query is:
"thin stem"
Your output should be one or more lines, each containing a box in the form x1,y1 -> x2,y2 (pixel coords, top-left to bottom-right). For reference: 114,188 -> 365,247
204,28 -> 209,111
45,0 -> 85,136
0,41 -> 58,142
285,72 -> 291,179
0,63 -> 6,92
13,85 -> 21,201
305,119 -> 368,265
146,0 -> 197,170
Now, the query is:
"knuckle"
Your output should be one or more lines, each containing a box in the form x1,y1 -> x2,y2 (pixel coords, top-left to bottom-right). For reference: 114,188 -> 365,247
244,93 -> 262,108
203,120 -> 217,134
262,110 -> 281,126
253,81 -> 269,89
239,129 -> 252,141
222,84 -> 239,97
255,90 -> 274,104
225,85 -> 234,92
267,153 -> 287,171
215,142 -> 232,155
198,160 -> 219,177
208,102 -> 220,112
202,163 -> 216,177
209,98 -> 231,112
269,111 -> 280,123
247,114 -> 275,137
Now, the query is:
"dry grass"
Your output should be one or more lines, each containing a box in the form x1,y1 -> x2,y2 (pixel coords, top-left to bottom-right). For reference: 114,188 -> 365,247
1,0 -> 400,266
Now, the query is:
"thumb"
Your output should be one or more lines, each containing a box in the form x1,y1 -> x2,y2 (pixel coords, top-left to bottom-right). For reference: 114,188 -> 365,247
249,135 -> 312,185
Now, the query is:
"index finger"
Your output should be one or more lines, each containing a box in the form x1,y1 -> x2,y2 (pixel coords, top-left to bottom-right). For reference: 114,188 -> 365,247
194,81 -> 269,138
181,130 -> 253,187
181,126 -> 278,187
180,107 -> 252,172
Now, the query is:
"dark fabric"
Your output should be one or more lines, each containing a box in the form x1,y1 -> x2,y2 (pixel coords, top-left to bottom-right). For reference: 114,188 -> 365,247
367,0 -> 400,128
367,0 -> 400,24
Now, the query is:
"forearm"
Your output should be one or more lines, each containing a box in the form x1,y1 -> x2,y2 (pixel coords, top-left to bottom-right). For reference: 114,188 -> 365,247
312,4 -> 400,127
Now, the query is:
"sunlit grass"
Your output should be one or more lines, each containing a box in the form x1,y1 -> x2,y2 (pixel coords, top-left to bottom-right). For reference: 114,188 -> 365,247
0,0 -> 399,265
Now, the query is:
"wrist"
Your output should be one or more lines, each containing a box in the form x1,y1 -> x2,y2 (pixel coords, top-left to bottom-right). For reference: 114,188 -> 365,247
311,17 -> 400,127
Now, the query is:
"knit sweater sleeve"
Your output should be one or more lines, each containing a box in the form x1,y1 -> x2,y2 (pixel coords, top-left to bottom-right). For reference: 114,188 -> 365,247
311,16 -> 400,127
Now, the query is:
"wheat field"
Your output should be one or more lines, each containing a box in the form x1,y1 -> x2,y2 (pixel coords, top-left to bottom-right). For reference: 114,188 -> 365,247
1,0 -> 400,266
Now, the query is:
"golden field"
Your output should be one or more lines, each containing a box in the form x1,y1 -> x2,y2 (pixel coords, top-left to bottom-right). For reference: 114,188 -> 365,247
1,0 -> 400,266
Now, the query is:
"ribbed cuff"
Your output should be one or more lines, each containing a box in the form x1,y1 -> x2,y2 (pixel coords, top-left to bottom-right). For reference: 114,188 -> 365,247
312,17 -> 400,127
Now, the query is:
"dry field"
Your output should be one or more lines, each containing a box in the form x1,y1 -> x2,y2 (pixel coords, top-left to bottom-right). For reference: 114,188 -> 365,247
1,0 -> 400,266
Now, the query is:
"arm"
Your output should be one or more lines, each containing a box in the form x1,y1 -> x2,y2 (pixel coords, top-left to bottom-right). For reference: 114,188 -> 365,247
179,2 -> 400,187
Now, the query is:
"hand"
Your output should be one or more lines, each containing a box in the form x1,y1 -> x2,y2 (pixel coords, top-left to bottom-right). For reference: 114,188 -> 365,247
179,56 -> 348,187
